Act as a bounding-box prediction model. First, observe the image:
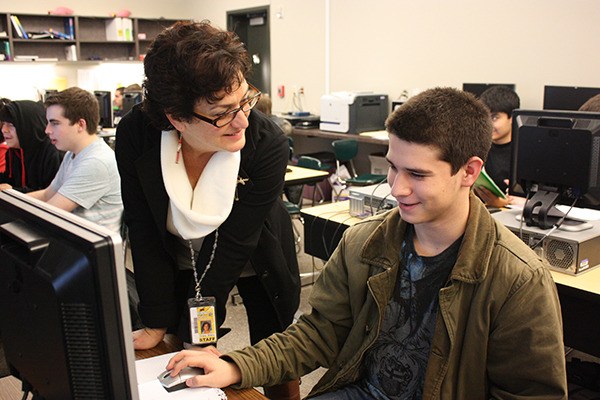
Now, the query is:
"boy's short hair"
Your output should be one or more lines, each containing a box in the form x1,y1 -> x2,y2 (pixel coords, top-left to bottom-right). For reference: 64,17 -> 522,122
44,87 -> 99,134
479,86 -> 520,115
386,87 -> 492,175
579,94 -> 600,112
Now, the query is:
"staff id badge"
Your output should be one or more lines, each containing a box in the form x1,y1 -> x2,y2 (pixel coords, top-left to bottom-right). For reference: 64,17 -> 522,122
188,296 -> 217,345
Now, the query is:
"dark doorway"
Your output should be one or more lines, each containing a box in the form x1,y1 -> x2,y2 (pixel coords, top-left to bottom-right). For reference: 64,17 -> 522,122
227,7 -> 271,94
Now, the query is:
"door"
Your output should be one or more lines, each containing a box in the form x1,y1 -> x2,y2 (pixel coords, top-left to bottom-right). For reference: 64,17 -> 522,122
227,7 -> 270,94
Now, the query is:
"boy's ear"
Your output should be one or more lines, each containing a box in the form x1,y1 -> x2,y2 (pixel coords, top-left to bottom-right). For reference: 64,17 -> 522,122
462,156 -> 484,187
76,118 -> 87,133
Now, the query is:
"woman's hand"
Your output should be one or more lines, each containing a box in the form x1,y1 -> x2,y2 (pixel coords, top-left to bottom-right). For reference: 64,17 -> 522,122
132,327 -> 167,350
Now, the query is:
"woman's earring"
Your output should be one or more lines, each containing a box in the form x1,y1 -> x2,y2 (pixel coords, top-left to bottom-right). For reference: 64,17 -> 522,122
175,135 -> 182,164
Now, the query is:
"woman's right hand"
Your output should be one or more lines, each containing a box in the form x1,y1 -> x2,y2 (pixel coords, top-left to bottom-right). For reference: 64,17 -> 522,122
132,327 -> 168,350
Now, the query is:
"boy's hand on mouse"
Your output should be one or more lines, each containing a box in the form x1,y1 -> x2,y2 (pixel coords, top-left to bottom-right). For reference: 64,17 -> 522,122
167,349 -> 242,388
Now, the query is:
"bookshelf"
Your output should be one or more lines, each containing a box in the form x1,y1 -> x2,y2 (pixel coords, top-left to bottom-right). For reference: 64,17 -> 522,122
0,13 -> 181,63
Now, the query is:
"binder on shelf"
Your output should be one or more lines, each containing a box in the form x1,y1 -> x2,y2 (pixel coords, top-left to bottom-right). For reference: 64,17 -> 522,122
64,17 -> 74,40
122,18 -> 133,41
106,18 -> 123,41
2,41 -> 11,61
65,44 -> 77,61
10,15 -> 29,39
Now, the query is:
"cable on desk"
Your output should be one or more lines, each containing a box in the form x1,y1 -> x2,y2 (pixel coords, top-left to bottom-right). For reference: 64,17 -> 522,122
305,208 -> 347,262
530,196 -> 579,250
368,179 -> 388,216
326,215 -> 358,259
318,211 -> 350,260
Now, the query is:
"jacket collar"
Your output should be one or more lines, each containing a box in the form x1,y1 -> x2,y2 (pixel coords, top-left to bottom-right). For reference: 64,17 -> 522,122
361,193 -> 495,284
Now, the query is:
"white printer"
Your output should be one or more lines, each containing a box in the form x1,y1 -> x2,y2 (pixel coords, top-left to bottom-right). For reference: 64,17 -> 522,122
319,92 -> 389,133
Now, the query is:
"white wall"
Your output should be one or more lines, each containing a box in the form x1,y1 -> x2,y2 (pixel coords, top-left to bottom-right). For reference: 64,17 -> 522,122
192,0 -> 600,112
2,0 -> 599,111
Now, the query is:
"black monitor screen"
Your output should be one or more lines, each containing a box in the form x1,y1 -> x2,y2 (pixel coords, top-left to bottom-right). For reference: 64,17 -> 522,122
462,83 -> 516,97
0,190 -> 138,399
543,85 -> 600,111
122,91 -> 143,117
94,90 -> 113,129
509,109 -> 600,227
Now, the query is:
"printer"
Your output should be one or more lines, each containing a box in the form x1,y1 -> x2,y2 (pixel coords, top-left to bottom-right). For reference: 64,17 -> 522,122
319,92 -> 389,134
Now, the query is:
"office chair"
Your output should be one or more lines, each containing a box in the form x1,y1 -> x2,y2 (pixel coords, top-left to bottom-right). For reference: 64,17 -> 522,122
297,155 -> 329,206
331,139 -> 387,189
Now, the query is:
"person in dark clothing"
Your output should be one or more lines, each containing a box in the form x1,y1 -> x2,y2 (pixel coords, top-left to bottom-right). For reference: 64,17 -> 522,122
474,86 -> 520,208
115,21 -> 301,400
0,100 -> 63,192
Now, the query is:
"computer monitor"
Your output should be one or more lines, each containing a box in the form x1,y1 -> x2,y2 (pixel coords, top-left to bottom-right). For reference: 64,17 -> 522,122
509,109 -> 600,229
94,90 -> 113,129
0,190 -> 138,399
543,85 -> 600,111
462,83 -> 516,97
122,91 -> 143,117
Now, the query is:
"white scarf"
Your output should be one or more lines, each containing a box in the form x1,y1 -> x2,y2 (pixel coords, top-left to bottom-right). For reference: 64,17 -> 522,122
161,130 -> 240,240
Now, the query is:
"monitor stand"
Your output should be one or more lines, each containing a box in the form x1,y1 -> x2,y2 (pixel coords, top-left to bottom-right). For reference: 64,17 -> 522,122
518,190 -> 592,232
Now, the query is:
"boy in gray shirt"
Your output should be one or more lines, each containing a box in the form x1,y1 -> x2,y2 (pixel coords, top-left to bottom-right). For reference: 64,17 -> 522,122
28,87 -> 123,233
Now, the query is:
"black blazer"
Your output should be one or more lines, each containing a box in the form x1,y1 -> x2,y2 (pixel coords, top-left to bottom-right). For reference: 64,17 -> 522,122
115,105 -> 300,337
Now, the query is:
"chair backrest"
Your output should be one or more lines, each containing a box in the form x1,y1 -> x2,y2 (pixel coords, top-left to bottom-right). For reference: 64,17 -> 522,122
287,136 -> 294,160
331,139 -> 358,163
297,155 -> 323,170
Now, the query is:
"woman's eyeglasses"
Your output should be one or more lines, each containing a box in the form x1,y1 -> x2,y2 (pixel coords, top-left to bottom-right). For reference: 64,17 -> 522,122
191,84 -> 262,128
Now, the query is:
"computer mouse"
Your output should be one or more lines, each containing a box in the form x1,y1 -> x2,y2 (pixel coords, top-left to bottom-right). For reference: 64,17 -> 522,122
157,366 -> 205,392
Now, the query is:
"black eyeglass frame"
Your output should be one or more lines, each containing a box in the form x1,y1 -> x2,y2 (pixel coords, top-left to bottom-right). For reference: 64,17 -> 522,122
191,83 -> 262,128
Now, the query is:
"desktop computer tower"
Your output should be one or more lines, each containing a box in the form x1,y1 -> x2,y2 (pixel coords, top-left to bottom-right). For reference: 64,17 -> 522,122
493,209 -> 600,275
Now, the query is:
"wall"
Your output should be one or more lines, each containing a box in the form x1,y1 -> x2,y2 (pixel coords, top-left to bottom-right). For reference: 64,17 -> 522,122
191,0 -> 600,113
2,1 -> 599,111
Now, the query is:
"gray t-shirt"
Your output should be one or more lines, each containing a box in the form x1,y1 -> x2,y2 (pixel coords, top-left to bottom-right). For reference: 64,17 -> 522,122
50,137 -> 123,232
363,226 -> 462,400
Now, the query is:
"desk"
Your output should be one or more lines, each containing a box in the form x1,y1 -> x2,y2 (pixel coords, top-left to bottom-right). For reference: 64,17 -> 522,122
0,334 -> 266,400
301,201 -> 600,358
99,128 -> 117,149
285,165 -> 329,187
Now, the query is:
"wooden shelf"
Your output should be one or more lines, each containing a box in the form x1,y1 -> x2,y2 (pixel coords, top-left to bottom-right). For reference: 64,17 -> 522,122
0,13 -> 181,63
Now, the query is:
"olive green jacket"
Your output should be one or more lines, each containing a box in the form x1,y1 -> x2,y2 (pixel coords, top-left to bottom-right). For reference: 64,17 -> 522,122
228,194 -> 567,399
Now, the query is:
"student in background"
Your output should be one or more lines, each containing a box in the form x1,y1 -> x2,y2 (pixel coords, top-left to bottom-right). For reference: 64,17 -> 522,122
0,100 -> 62,192
113,86 -> 125,117
25,87 -> 123,233
163,88 -> 567,400
0,98 -> 9,174
255,93 -> 293,135
579,93 -> 600,112
115,21 -> 300,400
474,85 -> 520,207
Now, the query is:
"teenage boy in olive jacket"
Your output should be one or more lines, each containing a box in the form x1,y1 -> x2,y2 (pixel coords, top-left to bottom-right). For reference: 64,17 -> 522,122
163,87 -> 568,399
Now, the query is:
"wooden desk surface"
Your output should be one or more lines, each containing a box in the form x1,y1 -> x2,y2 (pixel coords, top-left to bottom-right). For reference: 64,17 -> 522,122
301,200 -> 362,225
0,335 -> 266,400
551,267 -> 600,296
285,164 -> 329,186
